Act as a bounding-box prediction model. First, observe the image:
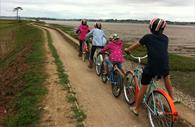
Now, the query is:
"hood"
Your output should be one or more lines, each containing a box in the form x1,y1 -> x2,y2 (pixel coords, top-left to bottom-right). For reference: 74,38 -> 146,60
80,25 -> 89,29
113,39 -> 123,46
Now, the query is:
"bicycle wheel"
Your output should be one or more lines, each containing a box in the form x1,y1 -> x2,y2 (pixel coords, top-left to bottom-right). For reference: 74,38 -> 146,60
147,91 -> 173,127
101,64 -> 107,83
82,52 -> 86,62
95,54 -> 103,76
112,70 -> 122,97
123,71 -> 137,105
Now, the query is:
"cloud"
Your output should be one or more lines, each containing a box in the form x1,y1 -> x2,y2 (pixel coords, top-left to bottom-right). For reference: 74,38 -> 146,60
118,0 -> 193,7
1,0 -> 195,21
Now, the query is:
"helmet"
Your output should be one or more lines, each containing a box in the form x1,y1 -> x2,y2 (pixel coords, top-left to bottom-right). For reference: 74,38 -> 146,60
149,18 -> 167,33
110,33 -> 119,40
109,34 -> 113,41
81,19 -> 87,25
94,22 -> 102,29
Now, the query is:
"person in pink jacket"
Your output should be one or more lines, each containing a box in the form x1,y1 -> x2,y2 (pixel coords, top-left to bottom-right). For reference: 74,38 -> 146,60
76,19 -> 90,57
100,33 -> 125,75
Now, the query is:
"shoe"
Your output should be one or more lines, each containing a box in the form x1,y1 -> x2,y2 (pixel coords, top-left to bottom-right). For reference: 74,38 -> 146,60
103,71 -> 108,76
88,60 -> 93,69
78,52 -> 82,57
173,99 -> 181,104
130,107 -> 139,116
88,64 -> 93,69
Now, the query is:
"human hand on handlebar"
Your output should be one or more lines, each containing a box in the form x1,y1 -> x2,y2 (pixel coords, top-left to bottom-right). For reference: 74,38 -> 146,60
124,48 -> 131,55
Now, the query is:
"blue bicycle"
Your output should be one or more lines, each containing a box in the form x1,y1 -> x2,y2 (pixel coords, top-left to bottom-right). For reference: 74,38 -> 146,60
100,53 -> 123,97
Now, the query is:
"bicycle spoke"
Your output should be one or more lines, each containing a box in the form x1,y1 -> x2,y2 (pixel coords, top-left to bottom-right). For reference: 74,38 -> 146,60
148,92 -> 173,127
123,72 -> 136,105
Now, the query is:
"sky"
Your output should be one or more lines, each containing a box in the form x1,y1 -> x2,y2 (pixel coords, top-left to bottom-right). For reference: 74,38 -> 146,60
0,0 -> 195,22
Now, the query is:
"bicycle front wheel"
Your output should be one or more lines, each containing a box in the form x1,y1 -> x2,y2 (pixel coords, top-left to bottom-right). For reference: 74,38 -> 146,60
123,71 -> 137,105
147,91 -> 173,127
112,70 -> 122,97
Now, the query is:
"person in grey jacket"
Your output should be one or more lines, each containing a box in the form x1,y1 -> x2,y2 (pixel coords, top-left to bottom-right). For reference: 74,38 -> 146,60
86,22 -> 107,68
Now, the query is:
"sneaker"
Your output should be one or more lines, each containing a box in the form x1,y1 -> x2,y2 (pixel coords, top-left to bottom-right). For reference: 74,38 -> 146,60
88,64 -> 93,69
88,60 -> 93,69
173,99 -> 181,104
78,52 -> 82,57
130,107 -> 139,116
103,71 -> 108,76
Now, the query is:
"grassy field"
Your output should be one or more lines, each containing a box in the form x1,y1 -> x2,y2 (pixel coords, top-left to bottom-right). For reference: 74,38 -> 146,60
50,24 -> 195,97
0,20 -> 47,127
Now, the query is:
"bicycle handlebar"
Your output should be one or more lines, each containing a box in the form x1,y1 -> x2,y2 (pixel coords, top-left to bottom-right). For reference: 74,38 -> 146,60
130,54 -> 147,63
130,54 -> 147,60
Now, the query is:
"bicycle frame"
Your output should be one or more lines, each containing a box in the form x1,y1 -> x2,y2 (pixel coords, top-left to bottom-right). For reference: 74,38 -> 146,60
108,64 -> 123,83
130,55 -> 178,123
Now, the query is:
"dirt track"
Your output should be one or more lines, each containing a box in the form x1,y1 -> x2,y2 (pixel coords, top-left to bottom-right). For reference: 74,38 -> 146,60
44,27 -> 153,127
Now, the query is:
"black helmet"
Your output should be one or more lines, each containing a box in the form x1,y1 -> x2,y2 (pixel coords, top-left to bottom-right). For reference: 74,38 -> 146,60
81,19 -> 87,25
149,18 -> 167,33
94,22 -> 102,29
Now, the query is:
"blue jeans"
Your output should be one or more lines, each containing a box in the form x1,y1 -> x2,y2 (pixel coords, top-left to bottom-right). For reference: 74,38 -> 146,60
104,57 -> 122,71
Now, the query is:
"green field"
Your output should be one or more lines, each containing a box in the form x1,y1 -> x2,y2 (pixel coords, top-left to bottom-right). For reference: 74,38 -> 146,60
0,20 -> 47,127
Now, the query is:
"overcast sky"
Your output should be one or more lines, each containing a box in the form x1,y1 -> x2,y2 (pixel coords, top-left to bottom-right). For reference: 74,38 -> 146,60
0,0 -> 195,22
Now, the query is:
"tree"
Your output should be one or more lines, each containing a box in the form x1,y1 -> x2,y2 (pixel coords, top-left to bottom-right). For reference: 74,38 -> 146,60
13,7 -> 23,21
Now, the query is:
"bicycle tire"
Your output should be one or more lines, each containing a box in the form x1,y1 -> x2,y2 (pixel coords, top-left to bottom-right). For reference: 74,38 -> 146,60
101,64 -> 107,83
123,71 -> 137,105
82,52 -> 86,62
95,54 -> 103,76
147,91 -> 174,127
112,70 -> 122,97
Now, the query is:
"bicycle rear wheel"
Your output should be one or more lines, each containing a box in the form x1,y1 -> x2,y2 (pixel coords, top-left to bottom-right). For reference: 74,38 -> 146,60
123,71 -> 137,105
112,70 -> 122,97
147,91 -> 174,127
95,54 -> 103,76
101,64 -> 107,83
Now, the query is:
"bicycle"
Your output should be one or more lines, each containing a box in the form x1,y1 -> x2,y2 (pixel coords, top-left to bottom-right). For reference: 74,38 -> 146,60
82,41 -> 90,62
100,53 -> 124,97
93,48 -> 104,76
123,54 -> 178,127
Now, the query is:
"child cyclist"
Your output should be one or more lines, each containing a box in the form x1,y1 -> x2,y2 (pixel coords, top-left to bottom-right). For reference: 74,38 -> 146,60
76,19 -> 90,57
125,18 -> 174,115
100,33 -> 125,75
86,22 -> 107,68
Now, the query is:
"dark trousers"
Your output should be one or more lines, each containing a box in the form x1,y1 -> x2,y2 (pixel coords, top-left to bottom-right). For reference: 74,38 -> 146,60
79,40 -> 84,53
89,45 -> 104,60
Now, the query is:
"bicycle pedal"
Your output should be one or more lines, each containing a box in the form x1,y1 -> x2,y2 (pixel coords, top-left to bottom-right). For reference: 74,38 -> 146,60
112,82 -> 117,85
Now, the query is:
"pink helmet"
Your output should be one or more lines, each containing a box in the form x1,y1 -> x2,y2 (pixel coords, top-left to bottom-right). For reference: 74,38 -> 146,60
149,18 -> 167,33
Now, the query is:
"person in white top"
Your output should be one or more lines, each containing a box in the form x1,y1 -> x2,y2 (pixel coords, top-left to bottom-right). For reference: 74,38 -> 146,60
86,22 -> 107,68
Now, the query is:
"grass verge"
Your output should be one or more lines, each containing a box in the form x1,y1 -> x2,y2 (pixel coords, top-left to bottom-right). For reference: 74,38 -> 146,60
46,30 -> 86,126
1,22 -> 47,127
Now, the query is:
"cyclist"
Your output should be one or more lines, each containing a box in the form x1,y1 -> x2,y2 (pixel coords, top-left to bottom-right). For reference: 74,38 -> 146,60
125,18 -> 174,115
86,22 -> 107,68
76,19 -> 90,57
100,33 -> 125,75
